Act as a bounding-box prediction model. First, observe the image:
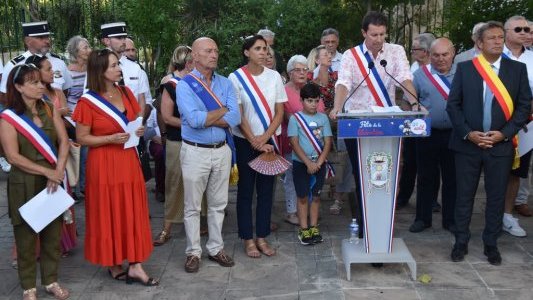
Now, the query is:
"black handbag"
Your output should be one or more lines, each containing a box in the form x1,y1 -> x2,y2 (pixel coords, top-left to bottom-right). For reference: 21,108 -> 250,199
137,137 -> 153,182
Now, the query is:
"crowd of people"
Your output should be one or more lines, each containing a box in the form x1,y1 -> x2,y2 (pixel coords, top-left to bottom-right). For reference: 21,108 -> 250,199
0,10 -> 531,300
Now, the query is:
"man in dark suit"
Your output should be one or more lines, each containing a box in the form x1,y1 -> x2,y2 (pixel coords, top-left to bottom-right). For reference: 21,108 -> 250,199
446,21 -> 531,265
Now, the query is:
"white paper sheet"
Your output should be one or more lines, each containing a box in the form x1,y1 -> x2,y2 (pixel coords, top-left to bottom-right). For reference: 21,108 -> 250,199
370,105 -> 403,113
518,121 -> 533,157
19,186 -> 75,233
124,117 -> 143,149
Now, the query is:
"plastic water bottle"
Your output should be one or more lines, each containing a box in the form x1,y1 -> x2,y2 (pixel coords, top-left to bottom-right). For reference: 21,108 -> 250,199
349,218 -> 359,243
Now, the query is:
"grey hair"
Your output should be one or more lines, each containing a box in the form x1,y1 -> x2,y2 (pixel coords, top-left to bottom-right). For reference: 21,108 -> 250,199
257,28 -> 275,38
475,21 -> 504,42
286,55 -> 307,73
505,15 -> 527,29
66,35 -> 89,63
414,33 -> 436,51
321,28 -> 339,38
472,22 -> 487,36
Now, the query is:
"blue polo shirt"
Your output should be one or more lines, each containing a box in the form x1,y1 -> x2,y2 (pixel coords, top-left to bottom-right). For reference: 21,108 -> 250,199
176,69 -> 240,144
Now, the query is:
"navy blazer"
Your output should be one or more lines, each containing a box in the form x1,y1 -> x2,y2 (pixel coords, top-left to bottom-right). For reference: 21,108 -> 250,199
446,57 -> 531,155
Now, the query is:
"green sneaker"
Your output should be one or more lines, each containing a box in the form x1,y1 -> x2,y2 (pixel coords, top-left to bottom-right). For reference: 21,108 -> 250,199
309,226 -> 323,244
298,228 -> 313,245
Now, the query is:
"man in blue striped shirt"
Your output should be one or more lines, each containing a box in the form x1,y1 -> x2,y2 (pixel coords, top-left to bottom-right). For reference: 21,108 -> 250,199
176,37 -> 240,273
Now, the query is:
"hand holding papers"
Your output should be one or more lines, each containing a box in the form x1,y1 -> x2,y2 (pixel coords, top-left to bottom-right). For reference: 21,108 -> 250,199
19,186 -> 75,233
518,121 -> 533,157
124,117 -> 143,149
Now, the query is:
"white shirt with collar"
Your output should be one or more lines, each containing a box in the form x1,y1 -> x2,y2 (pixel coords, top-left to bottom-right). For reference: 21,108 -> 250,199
503,45 -> 533,96
331,50 -> 342,72
0,50 -> 71,93
119,55 -> 148,101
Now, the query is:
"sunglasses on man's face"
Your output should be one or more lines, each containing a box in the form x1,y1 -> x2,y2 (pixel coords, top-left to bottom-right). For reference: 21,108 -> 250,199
509,26 -> 531,33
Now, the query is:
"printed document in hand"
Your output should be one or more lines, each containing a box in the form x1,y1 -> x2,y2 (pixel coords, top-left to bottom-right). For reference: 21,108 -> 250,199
19,186 -> 74,233
518,121 -> 533,157
370,105 -> 403,113
124,117 -> 143,149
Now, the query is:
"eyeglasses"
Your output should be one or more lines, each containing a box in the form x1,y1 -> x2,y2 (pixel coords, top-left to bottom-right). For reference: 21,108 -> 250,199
304,98 -> 320,103
411,48 -> 425,52
12,64 -> 38,84
291,67 -> 309,73
509,27 -> 531,33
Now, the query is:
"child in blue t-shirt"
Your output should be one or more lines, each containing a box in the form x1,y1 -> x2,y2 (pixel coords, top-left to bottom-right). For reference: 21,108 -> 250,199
288,83 -> 332,245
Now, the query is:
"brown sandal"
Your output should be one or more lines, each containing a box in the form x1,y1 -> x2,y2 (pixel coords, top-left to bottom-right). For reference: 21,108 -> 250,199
153,230 -> 171,246
256,240 -> 276,256
45,282 -> 70,300
244,240 -> 261,258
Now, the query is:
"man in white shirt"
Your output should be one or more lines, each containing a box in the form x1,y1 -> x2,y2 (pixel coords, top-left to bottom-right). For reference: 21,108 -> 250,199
100,22 -> 147,114
501,15 -> 533,237
0,21 -> 71,94
320,28 -> 343,72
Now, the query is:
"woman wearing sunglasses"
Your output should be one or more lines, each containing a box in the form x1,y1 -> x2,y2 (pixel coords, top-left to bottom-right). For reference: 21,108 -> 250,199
72,49 -> 158,286
0,64 -> 70,299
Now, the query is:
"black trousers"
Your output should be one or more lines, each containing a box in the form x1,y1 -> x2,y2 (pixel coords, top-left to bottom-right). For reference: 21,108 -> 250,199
344,139 -> 364,238
414,129 -> 456,227
454,150 -> 512,247
396,138 -> 417,206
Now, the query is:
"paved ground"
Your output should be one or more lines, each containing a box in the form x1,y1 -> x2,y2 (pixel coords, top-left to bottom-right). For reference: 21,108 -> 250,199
0,170 -> 532,300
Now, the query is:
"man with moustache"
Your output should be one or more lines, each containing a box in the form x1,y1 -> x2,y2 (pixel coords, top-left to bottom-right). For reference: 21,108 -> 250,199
176,37 -> 240,273
447,21 -> 531,265
409,38 -> 457,233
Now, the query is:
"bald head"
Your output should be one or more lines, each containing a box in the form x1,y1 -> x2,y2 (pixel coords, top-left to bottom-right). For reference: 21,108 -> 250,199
429,38 -> 455,74
192,37 -> 219,72
124,38 -> 137,60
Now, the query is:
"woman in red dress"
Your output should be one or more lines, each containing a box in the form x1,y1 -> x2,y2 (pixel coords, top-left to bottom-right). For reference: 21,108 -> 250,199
72,49 -> 158,286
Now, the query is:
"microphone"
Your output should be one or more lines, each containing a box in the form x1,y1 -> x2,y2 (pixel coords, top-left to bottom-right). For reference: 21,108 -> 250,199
341,61 -> 375,113
379,59 -> 421,111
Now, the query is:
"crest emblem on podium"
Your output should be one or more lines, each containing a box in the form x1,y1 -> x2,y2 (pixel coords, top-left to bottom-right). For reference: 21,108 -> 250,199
366,152 -> 393,194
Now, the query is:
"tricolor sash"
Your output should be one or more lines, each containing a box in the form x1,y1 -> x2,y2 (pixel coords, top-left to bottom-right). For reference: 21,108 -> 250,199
421,65 -> 450,100
350,44 -> 393,107
1,108 -> 70,187
80,90 -> 129,132
472,55 -> 519,168
182,73 -> 238,171
232,67 -> 280,152
293,112 -> 335,179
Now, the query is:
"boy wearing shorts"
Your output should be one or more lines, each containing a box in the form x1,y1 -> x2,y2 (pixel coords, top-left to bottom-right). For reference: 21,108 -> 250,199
288,83 -> 333,245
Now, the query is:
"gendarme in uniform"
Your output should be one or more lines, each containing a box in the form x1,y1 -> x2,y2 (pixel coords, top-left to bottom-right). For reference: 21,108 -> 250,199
100,22 -> 148,102
0,21 -> 71,93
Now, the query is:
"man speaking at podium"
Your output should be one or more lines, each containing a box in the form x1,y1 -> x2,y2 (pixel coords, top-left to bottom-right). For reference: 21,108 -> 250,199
329,11 -> 417,238
447,21 -> 531,265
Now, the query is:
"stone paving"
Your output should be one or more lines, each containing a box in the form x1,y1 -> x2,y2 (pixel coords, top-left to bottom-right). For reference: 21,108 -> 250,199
0,171 -> 532,300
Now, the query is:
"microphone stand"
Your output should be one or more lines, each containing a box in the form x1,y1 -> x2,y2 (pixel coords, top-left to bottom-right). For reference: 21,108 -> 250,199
380,59 -> 421,112
341,61 -> 375,113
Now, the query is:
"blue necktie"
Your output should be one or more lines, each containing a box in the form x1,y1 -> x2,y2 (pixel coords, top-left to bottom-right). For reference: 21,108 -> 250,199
482,65 -> 495,132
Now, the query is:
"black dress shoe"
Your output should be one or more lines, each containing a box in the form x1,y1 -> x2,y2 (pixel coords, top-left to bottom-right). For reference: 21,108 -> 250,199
371,263 -> 383,268
484,245 -> 502,266
451,244 -> 468,262
409,220 -> 431,233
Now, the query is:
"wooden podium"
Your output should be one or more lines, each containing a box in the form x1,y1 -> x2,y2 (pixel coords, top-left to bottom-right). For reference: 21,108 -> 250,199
337,110 -> 430,280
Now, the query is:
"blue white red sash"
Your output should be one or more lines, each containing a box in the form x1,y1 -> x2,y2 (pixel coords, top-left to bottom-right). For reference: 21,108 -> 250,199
293,112 -> 335,178
350,44 -> 393,107
421,65 -> 450,100
1,107 -> 69,188
1,109 -> 58,165
182,73 -> 237,164
232,67 -> 280,153
80,90 -> 129,132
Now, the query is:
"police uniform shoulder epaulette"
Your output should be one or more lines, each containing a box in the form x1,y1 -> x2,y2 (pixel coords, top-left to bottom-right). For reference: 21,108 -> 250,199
10,54 -> 25,64
49,52 -> 65,60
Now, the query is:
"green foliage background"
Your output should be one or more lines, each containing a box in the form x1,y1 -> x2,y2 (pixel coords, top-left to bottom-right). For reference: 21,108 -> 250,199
1,0 -> 531,86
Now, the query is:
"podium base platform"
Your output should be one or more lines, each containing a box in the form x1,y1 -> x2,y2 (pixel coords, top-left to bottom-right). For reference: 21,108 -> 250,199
342,238 -> 416,281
